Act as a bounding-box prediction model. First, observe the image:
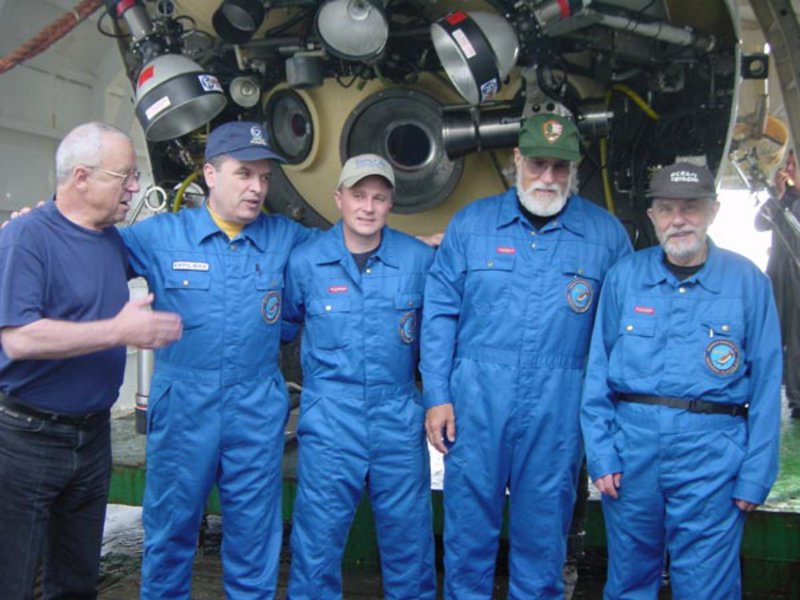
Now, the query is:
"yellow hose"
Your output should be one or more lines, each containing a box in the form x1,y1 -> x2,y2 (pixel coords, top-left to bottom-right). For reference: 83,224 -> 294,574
172,171 -> 200,213
597,85 -> 660,214
611,84 -> 660,121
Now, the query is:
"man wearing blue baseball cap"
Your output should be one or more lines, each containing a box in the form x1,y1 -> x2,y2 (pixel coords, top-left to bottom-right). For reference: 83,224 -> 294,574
422,113 -> 632,598
120,121 -> 314,599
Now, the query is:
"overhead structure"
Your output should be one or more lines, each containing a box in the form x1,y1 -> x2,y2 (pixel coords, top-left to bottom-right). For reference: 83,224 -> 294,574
109,0 -> 226,141
430,11 -> 519,105
315,0 -> 389,61
101,0 -> 741,239
749,0 -> 800,153
212,0 -> 266,43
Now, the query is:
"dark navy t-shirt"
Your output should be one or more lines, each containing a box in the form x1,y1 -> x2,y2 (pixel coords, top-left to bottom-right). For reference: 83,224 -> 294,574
0,199 -> 129,414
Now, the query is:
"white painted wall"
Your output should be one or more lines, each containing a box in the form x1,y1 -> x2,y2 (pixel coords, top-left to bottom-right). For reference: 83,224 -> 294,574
0,0 -> 153,413
0,0 -> 150,221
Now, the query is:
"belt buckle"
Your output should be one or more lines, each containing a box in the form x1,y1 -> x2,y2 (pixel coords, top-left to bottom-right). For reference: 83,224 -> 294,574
687,399 -> 712,414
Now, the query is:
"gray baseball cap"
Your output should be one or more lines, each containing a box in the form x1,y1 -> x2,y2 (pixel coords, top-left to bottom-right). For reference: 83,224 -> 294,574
338,154 -> 395,188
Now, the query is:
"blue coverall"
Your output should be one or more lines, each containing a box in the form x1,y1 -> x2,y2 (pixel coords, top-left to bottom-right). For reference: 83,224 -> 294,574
283,222 -> 437,600
421,188 -> 631,599
581,242 -> 782,600
121,206 -> 312,599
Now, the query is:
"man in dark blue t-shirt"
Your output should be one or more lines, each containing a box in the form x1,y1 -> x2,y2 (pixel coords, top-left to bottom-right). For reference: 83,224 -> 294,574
0,121 -> 182,600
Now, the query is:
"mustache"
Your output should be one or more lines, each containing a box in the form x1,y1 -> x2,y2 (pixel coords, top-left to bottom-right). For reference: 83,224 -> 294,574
666,226 -> 699,238
525,183 -> 562,194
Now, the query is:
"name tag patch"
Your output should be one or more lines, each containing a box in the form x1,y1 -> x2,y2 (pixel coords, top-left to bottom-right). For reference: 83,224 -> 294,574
172,261 -> 210,271
328,285 -> 349,294
634,306 -> 655,315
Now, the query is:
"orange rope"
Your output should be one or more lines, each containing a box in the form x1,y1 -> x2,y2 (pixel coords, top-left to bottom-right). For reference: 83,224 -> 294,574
0,0 -> 104,75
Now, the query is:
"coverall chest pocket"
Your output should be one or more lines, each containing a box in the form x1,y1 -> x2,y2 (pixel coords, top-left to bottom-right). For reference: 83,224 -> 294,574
464,253 -> 514,311
614,316 -> 660,380
557,269 -> 601,355
394,292 -> 422,345
699,319 -> 745,379
164,271 -> 211,326
307,297 -> 351,350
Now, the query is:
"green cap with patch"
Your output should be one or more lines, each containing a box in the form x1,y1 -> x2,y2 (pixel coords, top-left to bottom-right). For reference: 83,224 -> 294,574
518,113 -> 580,162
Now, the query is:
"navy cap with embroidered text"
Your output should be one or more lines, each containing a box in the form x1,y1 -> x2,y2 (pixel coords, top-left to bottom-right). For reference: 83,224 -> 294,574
647,162 -> 716,200
205,121 -> 285,163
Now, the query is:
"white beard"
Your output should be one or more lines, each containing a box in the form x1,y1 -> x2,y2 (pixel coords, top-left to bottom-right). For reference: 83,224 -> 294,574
516,170 -> 569,217
658,226 -> 707,264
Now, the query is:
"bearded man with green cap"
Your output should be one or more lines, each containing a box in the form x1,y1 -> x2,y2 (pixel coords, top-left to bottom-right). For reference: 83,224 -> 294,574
421,113 -> 632,598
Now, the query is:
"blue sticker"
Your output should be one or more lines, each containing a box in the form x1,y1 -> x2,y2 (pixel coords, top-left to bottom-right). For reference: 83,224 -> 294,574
399,311 -> 417,344
261,291 -> 281,324
566,278 -> 593,313
705,339 -> 740,375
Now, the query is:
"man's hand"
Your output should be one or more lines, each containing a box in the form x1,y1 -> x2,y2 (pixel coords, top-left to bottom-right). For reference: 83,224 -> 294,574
113,293 -> 183,349
2,201 -> 46,229
425,403 -> 455,454
774,149 -> 797,199
593,473 -> 622,499
735,499 -> 759,512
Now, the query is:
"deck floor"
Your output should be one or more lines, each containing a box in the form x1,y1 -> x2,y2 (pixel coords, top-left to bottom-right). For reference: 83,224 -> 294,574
98,393 -> 800,598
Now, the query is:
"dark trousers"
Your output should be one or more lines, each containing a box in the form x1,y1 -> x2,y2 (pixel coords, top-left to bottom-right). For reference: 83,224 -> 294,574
0,405 -> 111,600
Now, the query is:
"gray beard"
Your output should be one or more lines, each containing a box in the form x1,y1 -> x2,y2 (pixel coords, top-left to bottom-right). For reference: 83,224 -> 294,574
516,171 -> 569,217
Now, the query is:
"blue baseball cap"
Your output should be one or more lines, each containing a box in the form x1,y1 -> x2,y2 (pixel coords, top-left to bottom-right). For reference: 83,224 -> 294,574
205,121 -> 285,163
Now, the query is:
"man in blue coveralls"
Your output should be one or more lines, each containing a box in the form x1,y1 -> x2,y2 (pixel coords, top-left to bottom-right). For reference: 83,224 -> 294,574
121,122 -> 314,598
283,154 -> 436,599
581,162 -> 782,599
422,113 -> 632,598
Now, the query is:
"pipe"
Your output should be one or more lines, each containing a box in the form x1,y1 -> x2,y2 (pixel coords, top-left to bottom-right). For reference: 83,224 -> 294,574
134,348 -> 154,434
172,171 -> 200,213
611,84 -> 660,121
587,9 -> 716,52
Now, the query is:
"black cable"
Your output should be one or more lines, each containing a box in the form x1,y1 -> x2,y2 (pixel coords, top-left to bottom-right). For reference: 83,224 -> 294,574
96,9 -> 129,39
633,0 -> 657,18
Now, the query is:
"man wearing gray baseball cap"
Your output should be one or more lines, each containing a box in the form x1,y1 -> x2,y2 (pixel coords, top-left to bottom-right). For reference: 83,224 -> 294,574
581,161 -> 782,598
282,154 -> 437,599
120,120 -> 316,599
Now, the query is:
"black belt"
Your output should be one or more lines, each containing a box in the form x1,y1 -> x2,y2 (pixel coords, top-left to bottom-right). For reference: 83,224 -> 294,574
0,393 -> 109,427
618,394 -> 748,417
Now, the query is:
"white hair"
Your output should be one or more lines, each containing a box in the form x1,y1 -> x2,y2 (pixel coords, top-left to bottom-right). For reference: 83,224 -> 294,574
55,122 -> 131,184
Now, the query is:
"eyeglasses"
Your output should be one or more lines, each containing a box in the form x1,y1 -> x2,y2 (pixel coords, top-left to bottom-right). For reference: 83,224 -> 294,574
522,158 -> 572,180
86,166 -> 141,186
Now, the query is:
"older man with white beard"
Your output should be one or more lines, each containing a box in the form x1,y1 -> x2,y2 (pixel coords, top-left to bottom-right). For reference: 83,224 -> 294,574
581,162 -> 781,599
422,113 -> 631,599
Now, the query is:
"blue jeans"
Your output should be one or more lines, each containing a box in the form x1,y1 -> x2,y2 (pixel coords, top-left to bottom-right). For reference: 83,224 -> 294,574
0,404 -> 111,600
